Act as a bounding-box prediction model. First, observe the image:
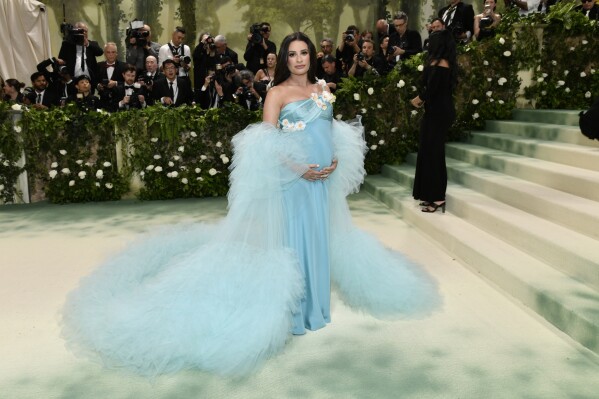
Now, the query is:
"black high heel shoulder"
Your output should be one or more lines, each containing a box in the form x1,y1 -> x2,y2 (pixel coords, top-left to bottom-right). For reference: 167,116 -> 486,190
422,201 -> 446,213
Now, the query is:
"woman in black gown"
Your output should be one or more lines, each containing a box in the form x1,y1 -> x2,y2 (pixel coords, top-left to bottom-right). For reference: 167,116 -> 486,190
410,29 -> 457,213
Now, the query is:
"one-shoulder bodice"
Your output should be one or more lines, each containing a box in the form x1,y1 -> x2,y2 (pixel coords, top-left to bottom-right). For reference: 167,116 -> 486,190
278,91 -> 334,131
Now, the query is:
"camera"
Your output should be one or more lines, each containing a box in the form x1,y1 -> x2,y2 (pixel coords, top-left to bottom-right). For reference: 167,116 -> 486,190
126,20 -> 149,46
60,22 -> 85,46
181,56 -> 192,65
241,86 -> 254,101
479,4 -> 494,29
249,23 -> 263,44
356,52 -> 365,61
449,22 -> 465,40
344,32 -> 355,43
142,72 -> 154,85
50,57 -> 68,74
205,36 -> 216,50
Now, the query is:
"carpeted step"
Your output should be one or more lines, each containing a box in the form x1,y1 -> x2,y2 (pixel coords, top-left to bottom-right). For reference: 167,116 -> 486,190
483,120 -> 599,148
512,109 -> 581,127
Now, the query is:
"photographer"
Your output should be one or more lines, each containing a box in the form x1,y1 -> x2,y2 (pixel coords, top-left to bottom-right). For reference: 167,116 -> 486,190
504,0 -> 541,16
67,75 -> 101,110
388,13 -> 423,61
348,39 -> 385,78
152,59 -> 194,107
233,70 -> 262,111
424,18 -> 446,50
158,27 -> 192,79
24,72 -> 59,109
474,0 -> 502,41
336,25 -> 361,75
58,22 -> 103,90
36,57 -> 77,103
378,35 -> 395,75
139,55 -> 164,96
112,65 -> 148,111
193,32 -> 218,93
96,43 -> 126,110
320,55 -> 343,93
575,0 -> 599,20
125,21 -> 162,73
243,22 -> 277,74
438,0 -> 475,43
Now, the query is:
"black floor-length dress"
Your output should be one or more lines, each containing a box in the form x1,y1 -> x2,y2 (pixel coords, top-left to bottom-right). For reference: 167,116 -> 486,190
412,65 -> 455,203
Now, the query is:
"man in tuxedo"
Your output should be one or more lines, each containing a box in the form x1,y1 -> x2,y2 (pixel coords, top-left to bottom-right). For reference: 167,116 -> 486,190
96,42 -> 127,110
25,72 -> 60,109
111,65 -> 149,111
438,0 -> 475,42
152,59 -> 194,107
58,22 -> 103,90
138,56 -> 164,99
576,0 -> 599,19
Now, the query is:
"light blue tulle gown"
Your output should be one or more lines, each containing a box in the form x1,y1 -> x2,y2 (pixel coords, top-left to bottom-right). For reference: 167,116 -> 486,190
60,83 -> 441,377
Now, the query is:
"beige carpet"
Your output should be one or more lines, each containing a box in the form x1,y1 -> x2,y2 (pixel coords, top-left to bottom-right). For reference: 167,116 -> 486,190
1,193 -> 598,399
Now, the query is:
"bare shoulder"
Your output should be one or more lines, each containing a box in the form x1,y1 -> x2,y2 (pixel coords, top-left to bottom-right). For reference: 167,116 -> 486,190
263,86 -> 284,125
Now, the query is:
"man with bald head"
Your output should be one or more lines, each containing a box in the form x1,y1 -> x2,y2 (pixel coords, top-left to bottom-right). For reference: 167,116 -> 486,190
58,22 -> 103,90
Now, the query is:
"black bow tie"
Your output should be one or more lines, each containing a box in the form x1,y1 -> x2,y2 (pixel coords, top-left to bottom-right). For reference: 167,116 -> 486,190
125,85 -> 134,89
106,63 -> 115,68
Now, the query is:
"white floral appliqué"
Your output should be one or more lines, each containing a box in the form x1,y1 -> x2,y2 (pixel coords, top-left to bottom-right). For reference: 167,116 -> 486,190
279,118 -> 306,132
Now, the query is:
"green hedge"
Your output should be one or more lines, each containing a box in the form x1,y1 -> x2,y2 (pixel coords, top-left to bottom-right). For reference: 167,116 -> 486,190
1,5 -> 596,204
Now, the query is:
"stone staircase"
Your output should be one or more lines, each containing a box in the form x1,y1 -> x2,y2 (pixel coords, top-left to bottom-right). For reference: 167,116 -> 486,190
364,109 -> 599,355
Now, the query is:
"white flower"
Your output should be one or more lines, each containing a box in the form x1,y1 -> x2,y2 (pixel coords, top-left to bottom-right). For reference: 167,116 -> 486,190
503,51 -> 511,57
592,69 -> 596,74
11,104 -> 22,111
411,86 -> 417,92
215,142 -> 222,148
483,60 -> 489,66
391,127 -> 398,133
195,168 -> 201,173
197,177 -> 204,181
78,171 -> 86,179
564,70 -> 569,76
222,156 -> 230,164
487,78 -> 492,82
360,108 -> 367,114
472,99 -> 479,105
585,91 -> 592,98
181,178 -> 188,184
569,47 -> 575,51
59,149 -> 67,155
565,87 -> 570,93
411,110 -> 418,116
486,91 -> 493,97
168,161 -> 174,167
580,72 -> 587,77
150,137 -> 158,142
49,170 -> 58,179
105,183 -> 113,189
537,77 -> 544,83
370,130 -> 377,136
417,65 -> 424,72
146,164 -> 154,170
173,155 -> 180,161
171,171 -> 179,178
153,154 -> 161,159
200,155 -> 207,160
498,37 -> 506,45
551,60 -> 557,65
14,125 -> 22,133
85,162 -> 92,167
61,168 -> 71,175
295,121 -> 306,131
95,182 -> 100,187
378,139 -> 385,145
498,77 -> 507,86
377,103 -> 382,109
489,98 -> 495,102
139,171 -> 145,177
180,166 -> 187,171
317,79 -> 326,86
397,80 -> 406,88
498,100 -> 505,104
76,160 -> 83,165
370,144 -> 378,150
51,162 -> 58,168
155,166 -> 163,172
542,73 -> 548,78
178,145 -> 185,152
557,80 -> 565,87
335,114 -> 343,120
367,87 -> 374,95
166,172 -> 172,178
473,113 -> 480,119
353,93 -> 360,101
69,180 -> 75,187
541,90 -> 547,96
582,40 -> 588,45
209,168 -> 217,176
103,161 -> 111,167
96,169 -> 103,179
190,131 -> 197,138
0,184 -> 3,192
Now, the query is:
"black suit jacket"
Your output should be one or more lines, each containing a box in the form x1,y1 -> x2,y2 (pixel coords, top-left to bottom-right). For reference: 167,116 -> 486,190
244,39 -> 277,74
575,4 -> 599,20
438,2 -> 475,39
389,30 -> 423,60
97,60 -> 127,84
152,77 -> 194,106
25,90 -> 60,108
58,40 -> 104,86
111,83 -> 150,111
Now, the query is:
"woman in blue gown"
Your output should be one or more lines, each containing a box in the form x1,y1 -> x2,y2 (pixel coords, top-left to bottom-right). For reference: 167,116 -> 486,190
61,32 -> 440,377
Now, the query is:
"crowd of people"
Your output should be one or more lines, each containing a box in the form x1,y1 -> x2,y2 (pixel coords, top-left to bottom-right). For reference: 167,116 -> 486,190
1,0 -> 597,112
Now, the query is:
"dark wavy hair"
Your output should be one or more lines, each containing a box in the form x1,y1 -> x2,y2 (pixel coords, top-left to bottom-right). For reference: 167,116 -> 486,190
426,29 -> 458,90
272,32 -> 317,87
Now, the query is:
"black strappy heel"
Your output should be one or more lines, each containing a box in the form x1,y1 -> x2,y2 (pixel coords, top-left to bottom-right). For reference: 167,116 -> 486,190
421,201 -> 446,213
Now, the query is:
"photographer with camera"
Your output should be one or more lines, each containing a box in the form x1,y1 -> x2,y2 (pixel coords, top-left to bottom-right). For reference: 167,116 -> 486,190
423,18 -> 446,50
233,69 -> 262,111
336,25 -> 361,75
474,0 -> 502,41
388,13 -> 423,61
111,65 -> 148,111
67,74 -> 101,111
152,59 -> 194,107
96,43 -> 126,110
193,32 -> 217,95
58,22 -> 103,91
158,27 -> 192,79
24,72 -> 60,109
378,35 -> 396,75
438,0 -> 475,42
316,38 -> 338,79
198,58 -> 237,109
320,55 -> 343,93
125,21 -> 162,73
139,55 -> 164,96
348,39 -> 385,78
244,22 -> 277,74
36,57 -> 77,104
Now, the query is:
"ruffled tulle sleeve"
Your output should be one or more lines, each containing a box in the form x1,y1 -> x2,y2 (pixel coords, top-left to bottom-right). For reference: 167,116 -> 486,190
329,118 -> 368,197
